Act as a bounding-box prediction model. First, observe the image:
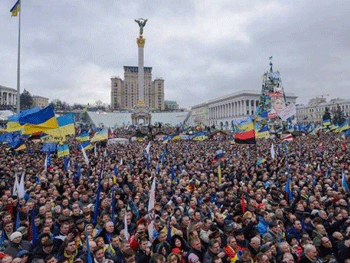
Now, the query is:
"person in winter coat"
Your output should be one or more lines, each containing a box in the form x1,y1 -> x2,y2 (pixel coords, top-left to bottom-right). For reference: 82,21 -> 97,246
4,232 -> 31,258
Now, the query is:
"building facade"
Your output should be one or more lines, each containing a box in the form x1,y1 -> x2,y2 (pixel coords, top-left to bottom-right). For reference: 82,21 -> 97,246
164,100 -> 179,111
191,90 -> 297,126
32,95 -> 49,108
296,97 -> 350,124
0,85 -> 17,108
111,66 -> 164,111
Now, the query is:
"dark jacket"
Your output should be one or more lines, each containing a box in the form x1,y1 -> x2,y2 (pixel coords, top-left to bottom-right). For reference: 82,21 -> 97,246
4,240 -> 31,258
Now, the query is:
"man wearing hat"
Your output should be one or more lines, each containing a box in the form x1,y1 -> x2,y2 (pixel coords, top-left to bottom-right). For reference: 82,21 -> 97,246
4,231 -> 31,257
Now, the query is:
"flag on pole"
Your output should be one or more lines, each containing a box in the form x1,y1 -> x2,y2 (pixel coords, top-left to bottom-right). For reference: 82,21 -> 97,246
18,172 -> 25,198
124,212 -> 130,241
92,168 -> 103,224
14,207 -> 20,230
44,153 -> 51,170
218,165 -> 222,185
10,0 -> 20,17
30,209 -> 37,247
147,178 -> 156,239
342,172 -> 349,192
81,145 -> 90,165
285,177 -> 293,204
85,230 -> 93,263
13,174 -> 19,196
270,143 -> 275,159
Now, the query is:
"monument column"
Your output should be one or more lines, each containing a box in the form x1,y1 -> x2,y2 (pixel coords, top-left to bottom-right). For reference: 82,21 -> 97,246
137,36 -> 145,104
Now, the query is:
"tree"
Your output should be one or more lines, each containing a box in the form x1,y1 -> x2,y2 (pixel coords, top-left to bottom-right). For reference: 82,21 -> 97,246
322,107 -> 331,122
333,104 -> 345,126
20,89 -> 33,110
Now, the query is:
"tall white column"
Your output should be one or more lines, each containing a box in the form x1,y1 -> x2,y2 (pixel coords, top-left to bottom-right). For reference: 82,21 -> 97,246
138,45 -> 144,102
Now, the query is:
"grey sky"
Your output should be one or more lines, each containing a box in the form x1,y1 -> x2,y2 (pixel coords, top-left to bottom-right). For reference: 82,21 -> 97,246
1,0 -> 349,107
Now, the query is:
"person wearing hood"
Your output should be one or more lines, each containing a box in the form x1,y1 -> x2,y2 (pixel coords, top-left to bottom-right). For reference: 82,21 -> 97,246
4,232 -> 31,258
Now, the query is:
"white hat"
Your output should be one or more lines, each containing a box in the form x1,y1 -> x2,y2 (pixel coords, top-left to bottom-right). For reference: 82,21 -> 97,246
10,231 -> 22,241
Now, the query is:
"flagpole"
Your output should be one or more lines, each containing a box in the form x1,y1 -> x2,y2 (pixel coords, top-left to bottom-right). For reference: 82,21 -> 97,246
16,0 -> 21,113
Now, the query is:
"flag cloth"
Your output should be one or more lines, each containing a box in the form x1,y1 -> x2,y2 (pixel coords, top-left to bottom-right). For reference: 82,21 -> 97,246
147,178 -> 156,238
255,125 -> 270,139
10,0 -> 20,16
234,130 -> 256,144
281,133 -> 293,142
80,141 -> 93,150
85,231 -> 93,263
270,143 -> 275,159
7,108 -> 40,132
338,120 -> 350,132
76,132 -> 90,142
256,157 -> 266,166
18,172 -> 25,198
342,172 -> 349,192
14,142 -> 26,152
57,144 -> 70,158
91,128 -> 108,142
92,168 -> 103,224
44,153 -> 51,170
15,208 -> 20,230
81,144 -> 90,165
285,177 -> 293,204
19,105 -> 59,134
45,113 -> 75,139
13,174 -> 19,196
124,213 -> 130,241
42,143 -> 57,153
30,209 -> 38,247
218,165 -> 222,185
111,190 -> 116,224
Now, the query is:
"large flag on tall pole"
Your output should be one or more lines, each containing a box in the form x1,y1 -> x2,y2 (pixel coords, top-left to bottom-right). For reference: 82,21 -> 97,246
17,172 -> 25,198
270,143 -> 275,159
10,0 -> 21,113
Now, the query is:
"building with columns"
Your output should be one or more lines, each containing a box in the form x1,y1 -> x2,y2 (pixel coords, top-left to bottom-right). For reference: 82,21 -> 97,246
296,97 -> 350,124
191,90 -> 297,126
0,85 -> 17,109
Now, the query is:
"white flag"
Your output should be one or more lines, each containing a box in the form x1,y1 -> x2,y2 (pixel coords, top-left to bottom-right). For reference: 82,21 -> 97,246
145,142 -> 151,156
124,212 -> 130,241
12,174 -> 19,196
147,178 -> 156,239
270,143 -> 275,159
18,172 -> 25,198
119,158 -> 123,166
81,146 -> 89,165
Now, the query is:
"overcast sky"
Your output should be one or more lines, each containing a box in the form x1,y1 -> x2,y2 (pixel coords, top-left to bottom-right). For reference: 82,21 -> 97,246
1,0 -> 349,108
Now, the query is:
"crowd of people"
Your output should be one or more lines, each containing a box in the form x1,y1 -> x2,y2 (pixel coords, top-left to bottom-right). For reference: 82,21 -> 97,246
0,128 -> 350,263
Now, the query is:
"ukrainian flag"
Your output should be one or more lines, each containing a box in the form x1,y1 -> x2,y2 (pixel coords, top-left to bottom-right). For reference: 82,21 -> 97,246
19,105 -> 59,134
172,135 -> 180,141
76,132 -> 90,142
57,144 -> 70,158
255,125 -> 270,139
322,119 -> 331,127
80,141 -> 93,150
10,0 -> 20,17
45,113 -> 75,139
91,128 -> 108,142
338,120 -> 349,133
14,143 -> 26,152
235,117 -> 254,132
7,107 -> 41,132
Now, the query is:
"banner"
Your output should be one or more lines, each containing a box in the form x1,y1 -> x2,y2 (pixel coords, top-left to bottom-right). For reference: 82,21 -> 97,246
279,103 -> 296,121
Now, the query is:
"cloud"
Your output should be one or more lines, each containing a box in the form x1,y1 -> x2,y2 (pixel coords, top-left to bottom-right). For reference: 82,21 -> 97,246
0,0 -> 349,108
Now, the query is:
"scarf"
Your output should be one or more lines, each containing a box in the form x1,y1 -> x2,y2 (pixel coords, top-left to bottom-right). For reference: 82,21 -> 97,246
64,250 -> 78,263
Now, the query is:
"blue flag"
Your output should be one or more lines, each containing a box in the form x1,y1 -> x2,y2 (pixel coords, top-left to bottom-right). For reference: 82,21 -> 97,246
111,190 -> 116,224
85,231 -> 93,263
342,172 -> 349,192
92,168 -> 103,224
285,177 -> 293,204
30,209 -> 38,247
15,208 -> 20,230
63,157 -> 70,171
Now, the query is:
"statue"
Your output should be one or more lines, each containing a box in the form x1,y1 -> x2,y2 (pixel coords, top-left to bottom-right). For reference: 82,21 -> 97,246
134,18 -> 148,36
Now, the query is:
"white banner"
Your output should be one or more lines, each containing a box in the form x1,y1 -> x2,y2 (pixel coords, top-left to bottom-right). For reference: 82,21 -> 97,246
279,103 -> 296,121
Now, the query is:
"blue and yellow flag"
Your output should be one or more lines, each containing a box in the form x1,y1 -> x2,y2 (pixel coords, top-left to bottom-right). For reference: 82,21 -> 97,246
10,0 -> 20,17
19,105 -> 59,134
45,113 -> 75,139
338,120 -> 349,133
7,108 -> 41,132
91,128 -> 108,142
80,141 -> 93,150
76,132 -> 90,142
57,144 -> 70,158
255,124 -> 270,139
14,142 -> 26,151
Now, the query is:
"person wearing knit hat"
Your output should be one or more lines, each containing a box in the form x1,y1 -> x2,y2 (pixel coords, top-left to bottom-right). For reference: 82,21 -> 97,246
4,231 -> 31,258
10,231 -> 22,242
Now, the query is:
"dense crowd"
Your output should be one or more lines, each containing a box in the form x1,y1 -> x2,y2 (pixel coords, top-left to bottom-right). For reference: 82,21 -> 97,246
0,130 -> 350,263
